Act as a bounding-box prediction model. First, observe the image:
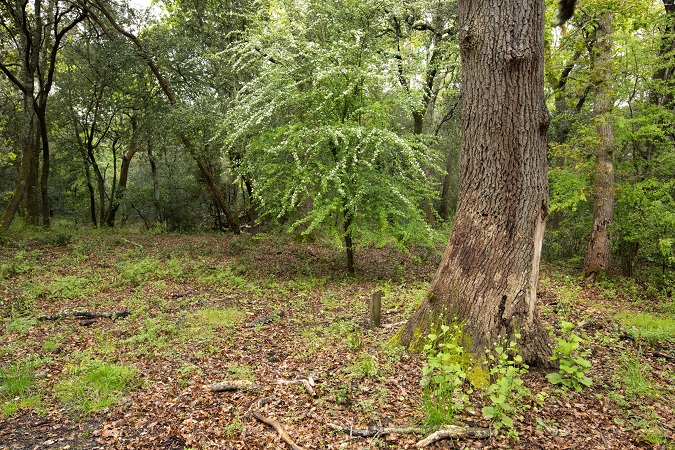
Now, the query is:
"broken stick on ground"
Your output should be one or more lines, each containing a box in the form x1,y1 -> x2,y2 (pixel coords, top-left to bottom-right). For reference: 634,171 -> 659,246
251,410 -> 306,450
414,425 -> 491,447
38,310 -> 130,321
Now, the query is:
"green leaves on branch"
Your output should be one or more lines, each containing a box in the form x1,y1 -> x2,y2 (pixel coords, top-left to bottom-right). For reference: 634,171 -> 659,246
226,0 -> 439,249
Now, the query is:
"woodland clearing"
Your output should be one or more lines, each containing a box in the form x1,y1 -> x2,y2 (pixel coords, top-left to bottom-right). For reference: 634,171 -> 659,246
1,231 -> 674,449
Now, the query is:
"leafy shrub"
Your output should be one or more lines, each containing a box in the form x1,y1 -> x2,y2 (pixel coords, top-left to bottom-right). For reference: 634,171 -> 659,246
421,323 -> 472,426
546,321 -> 592,391
482,333 -> 531,438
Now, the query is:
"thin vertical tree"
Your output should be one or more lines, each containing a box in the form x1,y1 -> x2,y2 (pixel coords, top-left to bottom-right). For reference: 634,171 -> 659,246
583,12 -> 615,280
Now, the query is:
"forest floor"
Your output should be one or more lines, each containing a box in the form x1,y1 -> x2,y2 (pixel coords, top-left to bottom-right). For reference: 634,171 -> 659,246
0,231 -> 674,450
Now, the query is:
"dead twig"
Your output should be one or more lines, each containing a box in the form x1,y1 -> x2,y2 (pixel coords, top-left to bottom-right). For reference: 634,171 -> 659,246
415,425 -> 491,447
251,410 -> 306,450
276,377 -> 316,397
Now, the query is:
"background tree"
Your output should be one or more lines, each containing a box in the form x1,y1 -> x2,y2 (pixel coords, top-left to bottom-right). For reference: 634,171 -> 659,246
228,0 -> 438,273
0,0 -> 86,229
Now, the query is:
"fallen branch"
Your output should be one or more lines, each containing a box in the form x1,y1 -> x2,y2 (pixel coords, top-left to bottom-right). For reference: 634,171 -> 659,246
209,380 -> 263,392
251,410 -> 306,450
653,350 -> 675,362
327,423 -> 422,438
276,377 -> 316,397
415,425 -> 491,447
245,310 -> 284,327
38,310 -> 130,321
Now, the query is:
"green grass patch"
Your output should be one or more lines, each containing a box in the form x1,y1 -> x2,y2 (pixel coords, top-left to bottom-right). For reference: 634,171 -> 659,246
45,274 -> 104,300
187,307 -> 245,329
56,359 -> 138,414
4,316 -> 38,335
117,257 -> 184,286
617,312 -> 675,345
123,315 -> 179,355
0,358 -> 46,417
613,352 -> 659,400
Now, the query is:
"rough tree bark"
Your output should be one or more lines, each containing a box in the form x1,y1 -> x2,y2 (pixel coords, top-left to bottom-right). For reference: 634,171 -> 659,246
583,13 -> 615,280
400,0 -> 553,366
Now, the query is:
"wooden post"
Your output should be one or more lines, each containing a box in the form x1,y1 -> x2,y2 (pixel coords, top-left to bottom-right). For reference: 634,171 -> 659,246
370,289 -> 382,329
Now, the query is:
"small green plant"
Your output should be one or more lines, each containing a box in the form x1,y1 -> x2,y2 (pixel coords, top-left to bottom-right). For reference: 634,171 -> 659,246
223,413 -> 244,437
227,364 -> 255,381
546,321 -> 592,392
178,364 -> 203,387
56,359 -> 138,413
421,322 -> 471,426
481,333 -> 531,438
346,354 -> 379,379
556,283 -> 582,317
614,352 -> 657,399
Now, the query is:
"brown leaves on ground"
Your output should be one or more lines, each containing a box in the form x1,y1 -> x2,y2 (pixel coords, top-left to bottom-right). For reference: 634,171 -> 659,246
0,233 -> 673,449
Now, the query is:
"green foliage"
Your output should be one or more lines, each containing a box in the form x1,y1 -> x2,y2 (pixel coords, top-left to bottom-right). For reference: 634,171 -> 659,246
4,316 -> 38,335
0,249 -> 32,279
546,321 -> 593,392
482,333 -> 531,438
345,354 -> 379,380
46,274 -> 103,300
227,0 -> 438,263
117,257 -> 184,286
227,364 -> 255,381
617,312 -> 675,345
56,359 -> 138,413
420,323 -> 471,426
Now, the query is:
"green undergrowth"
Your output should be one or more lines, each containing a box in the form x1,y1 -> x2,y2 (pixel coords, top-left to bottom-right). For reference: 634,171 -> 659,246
617,311 -> 675,345
0,358 -> 48,417
56,358 -> 138,414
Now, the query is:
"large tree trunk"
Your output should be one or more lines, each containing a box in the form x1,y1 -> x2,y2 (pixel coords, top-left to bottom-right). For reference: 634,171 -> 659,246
400,0 -> 552,366
583,13 -> 615,280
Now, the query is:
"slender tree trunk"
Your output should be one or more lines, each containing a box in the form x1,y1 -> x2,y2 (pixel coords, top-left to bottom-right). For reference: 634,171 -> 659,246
148,142 -> 162,222
400,0 -> 552,366
83,159 -> 98,227
344,211 -> 355,275
583,13 -> 615,280
2,95 -> 36,229
106,137 -> 136,227
37,106 -> 51,227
